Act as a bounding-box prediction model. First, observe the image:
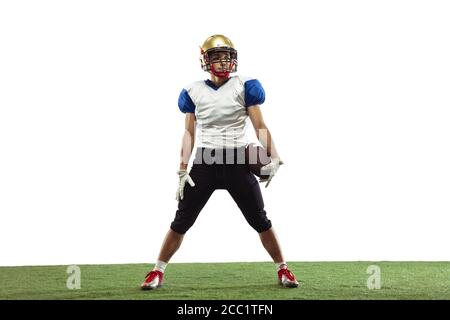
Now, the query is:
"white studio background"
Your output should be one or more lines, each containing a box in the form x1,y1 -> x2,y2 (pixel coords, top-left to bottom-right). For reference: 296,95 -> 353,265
1,0 -> 449,266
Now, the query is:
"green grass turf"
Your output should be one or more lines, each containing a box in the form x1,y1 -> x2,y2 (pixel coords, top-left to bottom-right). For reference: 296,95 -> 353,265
1,262 -> 449,300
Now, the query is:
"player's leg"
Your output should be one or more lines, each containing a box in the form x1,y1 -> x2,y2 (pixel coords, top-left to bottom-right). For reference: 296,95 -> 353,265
170,163 -> 216,234
258,228 -> 299,288
225,164 -> 272,232
225,164 -> 299,288
258,227 -> 284,265
156,228 -> 185,263
141,163 -> 216,290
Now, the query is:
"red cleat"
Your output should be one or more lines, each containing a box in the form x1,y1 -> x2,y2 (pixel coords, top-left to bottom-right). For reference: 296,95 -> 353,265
140,270 -> 164,290
278,267 -> 299,288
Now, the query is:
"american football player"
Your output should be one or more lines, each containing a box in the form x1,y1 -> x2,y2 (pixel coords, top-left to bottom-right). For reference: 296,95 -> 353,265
141,34 -> 299,290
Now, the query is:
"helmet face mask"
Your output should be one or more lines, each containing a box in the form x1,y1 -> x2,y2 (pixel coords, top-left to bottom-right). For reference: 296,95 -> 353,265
208,50 -> 232,64
200,35 -> 238,77
203,48 -> 237,74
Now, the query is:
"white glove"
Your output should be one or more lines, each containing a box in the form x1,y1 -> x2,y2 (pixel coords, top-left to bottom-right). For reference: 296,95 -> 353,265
259,157 -> 284,188
175,169 -> 196,201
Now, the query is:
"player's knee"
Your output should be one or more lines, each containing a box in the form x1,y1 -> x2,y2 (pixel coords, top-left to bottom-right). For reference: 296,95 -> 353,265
169,223 -> 190,235
170,215 -> 197,235
249,216 -> 272,233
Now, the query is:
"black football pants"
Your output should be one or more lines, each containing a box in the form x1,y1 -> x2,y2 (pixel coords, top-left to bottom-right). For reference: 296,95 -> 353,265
170,146 -> 272,234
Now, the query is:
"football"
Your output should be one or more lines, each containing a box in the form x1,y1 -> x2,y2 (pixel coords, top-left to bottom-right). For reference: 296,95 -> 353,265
245,143 -> 272,179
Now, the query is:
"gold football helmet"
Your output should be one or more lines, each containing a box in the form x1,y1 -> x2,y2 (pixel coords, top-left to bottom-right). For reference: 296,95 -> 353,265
200,34 -> 238,77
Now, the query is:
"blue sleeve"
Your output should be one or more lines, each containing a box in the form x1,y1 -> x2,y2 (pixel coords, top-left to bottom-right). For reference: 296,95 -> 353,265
244,79 -> 265,107
178,89 -> 196,113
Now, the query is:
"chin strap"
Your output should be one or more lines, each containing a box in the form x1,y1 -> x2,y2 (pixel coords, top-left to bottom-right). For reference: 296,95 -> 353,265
210,62 -> 235,78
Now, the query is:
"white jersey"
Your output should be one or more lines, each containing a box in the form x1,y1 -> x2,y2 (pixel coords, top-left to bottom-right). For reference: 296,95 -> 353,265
178,75 -> 266,149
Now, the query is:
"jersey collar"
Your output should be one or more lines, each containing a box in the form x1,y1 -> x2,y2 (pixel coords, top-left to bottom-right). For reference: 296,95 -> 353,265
204,77 -> 232,91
